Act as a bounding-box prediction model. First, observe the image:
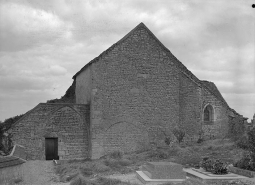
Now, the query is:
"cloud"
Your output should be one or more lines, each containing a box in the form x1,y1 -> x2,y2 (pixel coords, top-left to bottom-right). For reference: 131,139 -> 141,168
0,1 -> 72,51
0,0 -> 254,122
46,65 -> 67,76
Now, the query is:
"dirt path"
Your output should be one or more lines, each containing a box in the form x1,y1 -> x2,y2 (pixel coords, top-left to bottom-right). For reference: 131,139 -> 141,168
20,160 -> 69,185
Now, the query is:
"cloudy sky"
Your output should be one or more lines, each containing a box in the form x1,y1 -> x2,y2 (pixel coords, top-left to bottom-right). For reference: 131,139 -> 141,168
0,0 -> 254,122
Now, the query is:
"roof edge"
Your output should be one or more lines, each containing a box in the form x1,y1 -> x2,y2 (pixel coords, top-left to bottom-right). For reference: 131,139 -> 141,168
72,22 -> 146,79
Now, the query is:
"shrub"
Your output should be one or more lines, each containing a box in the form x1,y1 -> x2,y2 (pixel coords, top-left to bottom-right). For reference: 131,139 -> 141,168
234,127 -> 255,171
197,130 -> 204,144
234,151 -> 255,171
247,127 -> 255,153
148,149 -> 169,159
200,157 -> 228,175
200,157 -> 214,172
109,151 -> 123,159
236,135 -> 249,150
212,159 -> 228,174
173,128 -> 185,143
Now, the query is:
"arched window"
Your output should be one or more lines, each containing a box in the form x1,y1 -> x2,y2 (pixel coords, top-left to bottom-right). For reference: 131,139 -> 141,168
203,104 -> 214,124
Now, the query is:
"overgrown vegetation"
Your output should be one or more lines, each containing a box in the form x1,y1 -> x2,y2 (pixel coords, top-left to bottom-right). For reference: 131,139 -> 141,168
200,157 -> 228,175
55,139 -> 245,185
234,127 -> 255,171
47,80 -> 75,103
70,176 -> 138,185
0,114 -> 23,155
172,128 -> 186,143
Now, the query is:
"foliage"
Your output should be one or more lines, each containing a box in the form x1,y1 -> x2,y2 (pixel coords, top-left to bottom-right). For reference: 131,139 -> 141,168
228,116 -> 246,141
197,130 -> 204,143
200,157 -> 228,174
148,148 -> 169,159
172,128 -> 186,143
47,80 -> 75,103
247,127 -> 255,153
109,151 -> 123,160
234,127 -> 255,171
234,151 -> 255,171
70,176 -> 137,185
0,114 -> 23,155
176,148 -> 201,167
235,135 -> 249,150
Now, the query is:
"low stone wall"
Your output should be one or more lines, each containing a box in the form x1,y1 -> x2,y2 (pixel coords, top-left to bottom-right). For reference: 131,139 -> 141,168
228,166 -> 255,178
0,145 -> 26,185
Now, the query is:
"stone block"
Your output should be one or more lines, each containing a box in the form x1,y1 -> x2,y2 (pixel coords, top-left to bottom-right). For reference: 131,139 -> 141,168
142,162 -> 186,179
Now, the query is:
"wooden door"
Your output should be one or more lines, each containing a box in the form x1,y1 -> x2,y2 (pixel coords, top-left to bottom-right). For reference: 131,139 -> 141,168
45,138 -> 58,160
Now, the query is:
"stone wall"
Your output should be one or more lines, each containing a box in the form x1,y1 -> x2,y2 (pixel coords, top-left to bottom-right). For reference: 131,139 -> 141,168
76,67 -> 92,104
88,25 -> 180,158
179,72 -> 202,141
9,103 -> 90,160
201,87 -> 229,139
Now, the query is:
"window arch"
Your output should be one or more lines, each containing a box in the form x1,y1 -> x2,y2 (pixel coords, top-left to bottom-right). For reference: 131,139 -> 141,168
203,104 -> 214,124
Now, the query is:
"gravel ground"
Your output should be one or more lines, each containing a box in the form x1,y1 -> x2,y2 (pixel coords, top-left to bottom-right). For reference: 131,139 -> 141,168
19,160 -> 69,185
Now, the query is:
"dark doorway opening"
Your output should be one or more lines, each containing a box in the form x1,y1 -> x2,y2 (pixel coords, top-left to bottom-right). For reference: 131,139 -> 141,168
45,138 -> 59,160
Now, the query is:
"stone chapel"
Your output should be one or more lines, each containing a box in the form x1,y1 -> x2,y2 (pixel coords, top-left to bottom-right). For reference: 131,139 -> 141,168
9,23 -> 243,160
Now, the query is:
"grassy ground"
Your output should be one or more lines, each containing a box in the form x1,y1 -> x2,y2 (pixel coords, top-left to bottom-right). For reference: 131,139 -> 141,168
55,139 -> 247,185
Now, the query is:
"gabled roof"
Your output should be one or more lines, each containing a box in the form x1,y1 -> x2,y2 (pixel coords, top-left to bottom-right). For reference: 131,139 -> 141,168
73,22 -> 230,108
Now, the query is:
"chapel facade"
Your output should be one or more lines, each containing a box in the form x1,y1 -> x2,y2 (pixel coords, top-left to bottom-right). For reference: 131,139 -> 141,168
10,23 -> 241,160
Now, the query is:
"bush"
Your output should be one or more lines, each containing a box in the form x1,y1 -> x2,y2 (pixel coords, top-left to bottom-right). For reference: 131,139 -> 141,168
148,149 -> 169,159
236,135 -> 249,150
109,151 -> 123,159
247,127 -> 255,153
234,127 -> 255,171
234,151 -> 255,171
200,157 -> 228,175
173,128 -> 185,143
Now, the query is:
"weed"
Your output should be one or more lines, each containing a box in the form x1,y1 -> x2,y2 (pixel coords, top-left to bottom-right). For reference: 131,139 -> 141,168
175,148 -> 201,167
172,128 -> 186,143
109,151 -> 123,159
147,149 -> 169,159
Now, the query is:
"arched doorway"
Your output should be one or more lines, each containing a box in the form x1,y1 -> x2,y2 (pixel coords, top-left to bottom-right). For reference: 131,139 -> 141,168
203,104 -> 214,124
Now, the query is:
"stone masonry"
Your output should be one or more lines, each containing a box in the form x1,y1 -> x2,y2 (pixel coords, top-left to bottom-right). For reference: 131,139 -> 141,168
74,23 -> 235,158
9,103 -> 90,160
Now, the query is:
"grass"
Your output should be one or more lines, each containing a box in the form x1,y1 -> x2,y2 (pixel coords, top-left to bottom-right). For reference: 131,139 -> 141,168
70,176 -> 139,185
55,139 -> 246,184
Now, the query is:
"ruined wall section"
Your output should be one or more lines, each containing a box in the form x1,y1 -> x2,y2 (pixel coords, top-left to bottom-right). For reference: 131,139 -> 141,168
10,103 -> 90,160
89,26 -> 180,158
76,67 -> 92,104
